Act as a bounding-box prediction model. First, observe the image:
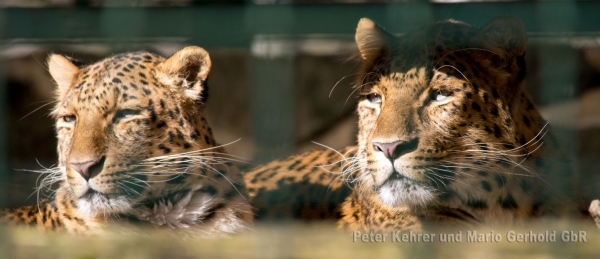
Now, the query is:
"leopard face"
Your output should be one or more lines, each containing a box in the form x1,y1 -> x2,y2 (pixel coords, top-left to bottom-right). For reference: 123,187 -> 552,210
352,17 -> 566,217
49,47 -> 242,219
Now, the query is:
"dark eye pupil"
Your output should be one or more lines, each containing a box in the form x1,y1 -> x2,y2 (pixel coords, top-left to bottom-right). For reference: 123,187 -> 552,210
114,109 -> 140,122
367,93 -> 382,103
432,90 -> 450,101
63,115 -> 76,123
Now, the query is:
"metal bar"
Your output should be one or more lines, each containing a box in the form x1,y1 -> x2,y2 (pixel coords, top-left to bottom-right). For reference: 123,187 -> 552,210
250,56 -> 296,162
1,2 -> 600,47
0,53 -> 6,210
250,36 -> 296,162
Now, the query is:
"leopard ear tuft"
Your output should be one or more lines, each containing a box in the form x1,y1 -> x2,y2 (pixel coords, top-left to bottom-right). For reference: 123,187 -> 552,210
355,18 -> 393,61
156,46 -> 211,102
47,54 -> 80,97
478,15 -> 527,57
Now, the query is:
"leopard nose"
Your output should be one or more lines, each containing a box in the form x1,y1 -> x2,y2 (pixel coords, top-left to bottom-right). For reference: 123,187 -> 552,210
372,139 -> 419,160
70,158 -> 103,180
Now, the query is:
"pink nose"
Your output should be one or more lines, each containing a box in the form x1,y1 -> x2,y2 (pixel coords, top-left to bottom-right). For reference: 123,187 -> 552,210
372,139 -> 419,160
70,160 -> 99,180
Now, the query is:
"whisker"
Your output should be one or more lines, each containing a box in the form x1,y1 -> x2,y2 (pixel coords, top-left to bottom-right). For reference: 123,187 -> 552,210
143,139 -> 245,162
18,100 -> 60,122
330,72 -> 363,98
435,64 -> 472,87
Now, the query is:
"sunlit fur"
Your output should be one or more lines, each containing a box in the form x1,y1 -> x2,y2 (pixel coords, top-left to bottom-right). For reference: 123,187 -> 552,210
338,16 -> 579,231
243,146 -> 359,220
242,17 -> 580,230
0,47 -> 253,236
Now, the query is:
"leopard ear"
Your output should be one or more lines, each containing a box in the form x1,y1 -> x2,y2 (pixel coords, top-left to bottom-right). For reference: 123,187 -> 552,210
156,46 -> 211,102
48,54 -> 80,97
355,18 -> 394,61
478,16 -> 527,57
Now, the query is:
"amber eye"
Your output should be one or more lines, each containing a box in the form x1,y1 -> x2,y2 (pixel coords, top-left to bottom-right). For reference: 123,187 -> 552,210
431,90 -> 452,102
62,115 -> 76,124
366,93 -> 382,104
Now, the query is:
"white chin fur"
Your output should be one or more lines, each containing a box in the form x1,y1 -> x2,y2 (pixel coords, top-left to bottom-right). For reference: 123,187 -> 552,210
132,190 -> 223,229
77,194 -> 132,217
377,179 -> 434,207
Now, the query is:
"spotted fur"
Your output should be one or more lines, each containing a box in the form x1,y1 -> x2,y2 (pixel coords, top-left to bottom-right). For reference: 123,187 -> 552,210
0,46 -> 253,236
245,16 -> 581,231
245,147 -> 355,220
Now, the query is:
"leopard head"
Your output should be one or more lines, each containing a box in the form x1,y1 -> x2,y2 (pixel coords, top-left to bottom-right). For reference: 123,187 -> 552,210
49,47 -> 224,217
353,16 -> 554,214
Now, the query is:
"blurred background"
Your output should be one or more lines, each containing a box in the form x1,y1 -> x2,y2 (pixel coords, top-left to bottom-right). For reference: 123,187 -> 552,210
0,0 -> 599,213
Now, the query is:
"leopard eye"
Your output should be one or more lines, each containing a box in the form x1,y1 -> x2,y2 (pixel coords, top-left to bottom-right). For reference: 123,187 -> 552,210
366,93 -> 382,104
113,109 -> 141,122
62,115 -> 76,124
432,90 -> 452,102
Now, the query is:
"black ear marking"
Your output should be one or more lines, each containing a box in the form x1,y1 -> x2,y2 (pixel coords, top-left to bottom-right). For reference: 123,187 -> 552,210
199,76 -> 209,104
183,63 -> 202,85
515,54 -> 527,83
65,56 -> 87,68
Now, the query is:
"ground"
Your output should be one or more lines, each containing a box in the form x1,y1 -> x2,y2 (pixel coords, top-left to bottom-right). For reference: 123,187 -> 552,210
0,220 -> 598,259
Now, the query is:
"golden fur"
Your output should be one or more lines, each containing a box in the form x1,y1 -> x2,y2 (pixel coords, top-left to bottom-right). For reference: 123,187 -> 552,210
1,47 -> 253,236
245,16 -> 582,231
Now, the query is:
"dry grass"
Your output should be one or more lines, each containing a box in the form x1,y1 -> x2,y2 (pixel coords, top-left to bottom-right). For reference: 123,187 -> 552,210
1,220 -> 599,259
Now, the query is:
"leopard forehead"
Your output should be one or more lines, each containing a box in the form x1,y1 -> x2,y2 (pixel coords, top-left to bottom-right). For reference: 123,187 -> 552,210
357,20 -> 527,142
54,50 -> 214,162
359,21 -> 494,91
59,52 -> 165,111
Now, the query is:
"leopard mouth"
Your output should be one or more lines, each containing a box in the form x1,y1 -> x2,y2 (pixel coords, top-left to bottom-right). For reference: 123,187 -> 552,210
377,170 -> 435,207
79,188 -> 127,204
385,171 -> 405,181
82,169 -> 145,198
77,188 -> 132,217
382,170 -> 426,187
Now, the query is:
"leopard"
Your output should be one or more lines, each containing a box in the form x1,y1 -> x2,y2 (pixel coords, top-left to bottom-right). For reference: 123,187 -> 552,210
0,46 -> 253,236
244,16 -> 586,232
246,147 -> 356,221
